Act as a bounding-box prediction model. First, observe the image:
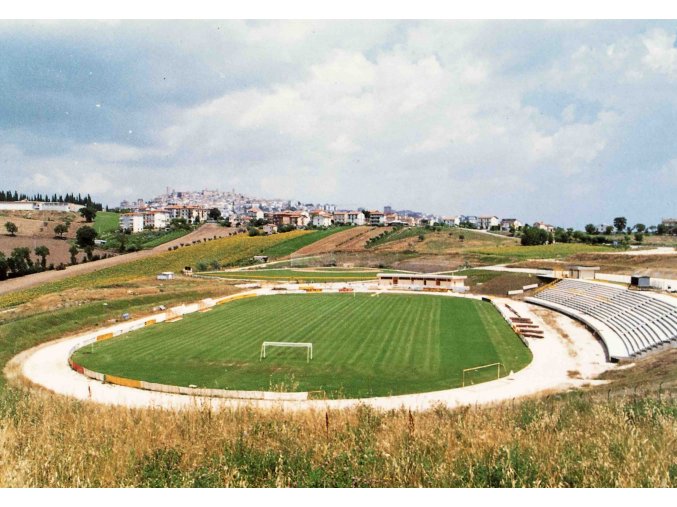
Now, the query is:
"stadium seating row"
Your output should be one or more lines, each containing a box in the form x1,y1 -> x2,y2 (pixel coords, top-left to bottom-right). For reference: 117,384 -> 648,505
527,279 -> 677,359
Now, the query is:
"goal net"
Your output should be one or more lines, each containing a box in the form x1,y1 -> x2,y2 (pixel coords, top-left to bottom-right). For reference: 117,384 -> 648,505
462,362 -> 503,387
260,341 -> 313,363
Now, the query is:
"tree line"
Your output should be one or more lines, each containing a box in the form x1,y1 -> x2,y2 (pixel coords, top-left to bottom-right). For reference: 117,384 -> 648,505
0,190 -> 103,210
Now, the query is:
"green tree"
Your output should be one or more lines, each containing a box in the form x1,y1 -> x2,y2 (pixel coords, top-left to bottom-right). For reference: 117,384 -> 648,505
584,224 -> 596,235
208,208 -> 222,221
34,245 -> 50,269
79,206 -> 97,223
521,227 -> 549,246
8,247 -> 32,274
0,252 -> 8,280
170,218 -> 190,231
54,223 -> 69,238
76,225 -> 98,248
634,223 -> 646,233
4,221 -> 18,236
69,244 -> 79,265
634,232 -> 644,243
613,217 -> 627,233
605,226 -> 614,235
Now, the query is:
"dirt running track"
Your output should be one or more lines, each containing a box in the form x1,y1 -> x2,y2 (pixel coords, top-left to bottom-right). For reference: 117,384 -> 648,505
0,224 -> 234,297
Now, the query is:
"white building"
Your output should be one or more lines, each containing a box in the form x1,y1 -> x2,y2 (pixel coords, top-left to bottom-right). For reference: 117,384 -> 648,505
500,218 -> 523,231
534,221 -> 556,233
143,211 -> 169,230
377,273 -> 467,291
0,200 -> 81,212
247,208 -> 264,221
310,211 -> 333,228
165,205 -> 207,223
333,211 -> 365,226
119,213 -> 145,233
441,216 -> 460,227
477,216 -> 500,230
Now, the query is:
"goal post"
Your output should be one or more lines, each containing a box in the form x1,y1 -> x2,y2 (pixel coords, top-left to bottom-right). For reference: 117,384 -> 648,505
260,341 -> 313,363
462,362 -> 504,387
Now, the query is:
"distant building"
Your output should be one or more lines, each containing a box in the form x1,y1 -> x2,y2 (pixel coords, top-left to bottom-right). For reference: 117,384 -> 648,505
500,218 -> 522,231
460,215 -> 479,227
0,200 -> 80,212
441,216 -> 460,227
310,210 -> 333,228
533,221 -> 555,233
119,213 -> 145,233
247,208 -> 264,221
272,210 -> 310,228
333,211 -> 365,226
477,216 -> 500,230
165,205 -> 207,223
367,210 -> 385,226
142,211 -> 169,230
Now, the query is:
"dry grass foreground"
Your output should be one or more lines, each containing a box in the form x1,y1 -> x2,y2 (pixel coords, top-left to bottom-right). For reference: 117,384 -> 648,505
0,381 -> 674,487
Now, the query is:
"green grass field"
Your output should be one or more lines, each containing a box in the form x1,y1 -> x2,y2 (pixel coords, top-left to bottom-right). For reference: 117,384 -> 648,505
73,293 -> 532,398
93,212 -> 120,235
468,243 -> 617,263
201,268 -> 381,283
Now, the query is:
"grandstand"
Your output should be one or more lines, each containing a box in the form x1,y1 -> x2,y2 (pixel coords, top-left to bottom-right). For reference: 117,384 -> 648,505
526,279 -> 677,360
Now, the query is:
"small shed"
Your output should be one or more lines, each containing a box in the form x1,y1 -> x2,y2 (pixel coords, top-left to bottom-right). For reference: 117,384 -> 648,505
253,255 -> 269,263
182,266 -> 193,276
630,275 -> 651,289
156,272 -> 175,280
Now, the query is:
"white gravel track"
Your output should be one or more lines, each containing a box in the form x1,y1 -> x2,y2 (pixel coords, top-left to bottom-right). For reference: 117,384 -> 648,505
8,288 -> 614,412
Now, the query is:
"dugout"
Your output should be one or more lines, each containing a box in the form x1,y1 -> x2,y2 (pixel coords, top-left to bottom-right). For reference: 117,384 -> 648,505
630,275 -> 651,289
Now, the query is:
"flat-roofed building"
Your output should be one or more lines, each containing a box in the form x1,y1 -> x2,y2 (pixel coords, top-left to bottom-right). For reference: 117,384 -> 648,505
552,265 -> 600,280
0,200 -> 81,212
377,273 -> 467,291
142,211 -> 169,230
367,210 -> 385,226
119,213 -> 144,233
165,205 -> 207,223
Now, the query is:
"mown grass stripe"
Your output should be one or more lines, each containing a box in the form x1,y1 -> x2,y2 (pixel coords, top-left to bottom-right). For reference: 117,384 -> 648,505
74,293 -> 532,397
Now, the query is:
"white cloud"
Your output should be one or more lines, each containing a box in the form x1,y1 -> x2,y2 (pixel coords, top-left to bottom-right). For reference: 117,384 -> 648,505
642,29 -> 677,79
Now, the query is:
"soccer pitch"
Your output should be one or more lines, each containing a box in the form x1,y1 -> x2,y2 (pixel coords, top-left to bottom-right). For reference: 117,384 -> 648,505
73,293 -> 532,398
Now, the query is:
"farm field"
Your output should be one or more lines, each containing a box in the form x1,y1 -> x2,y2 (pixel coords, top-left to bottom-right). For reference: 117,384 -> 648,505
201,268 -> 382,282
0,230 -> 313,309
256,227 -> 346,259
72,293 -> 532,397
292,226 -> 380,255
467,243 -> 617,263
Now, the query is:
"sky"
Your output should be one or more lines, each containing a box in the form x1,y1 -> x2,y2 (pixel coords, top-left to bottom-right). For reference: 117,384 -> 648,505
0,20 -> 676,228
